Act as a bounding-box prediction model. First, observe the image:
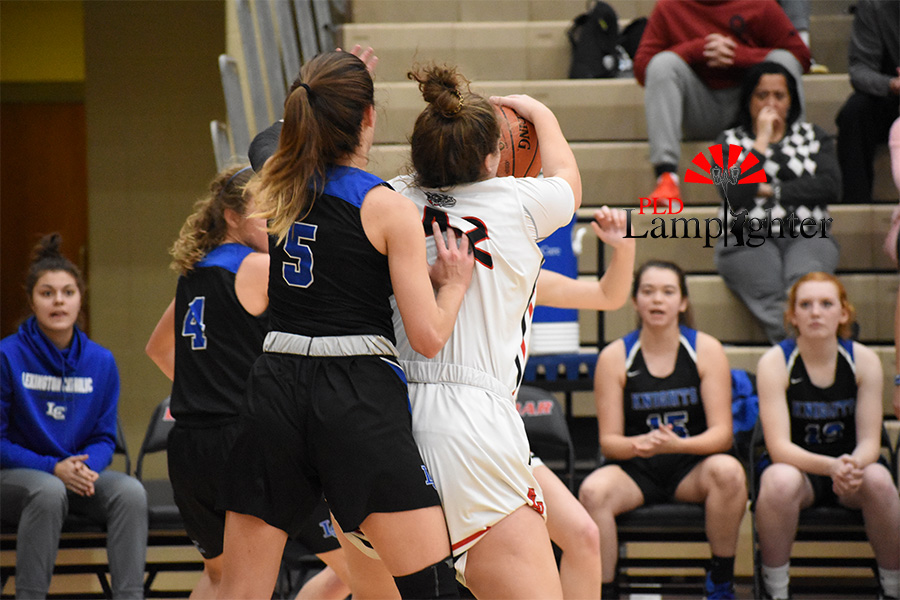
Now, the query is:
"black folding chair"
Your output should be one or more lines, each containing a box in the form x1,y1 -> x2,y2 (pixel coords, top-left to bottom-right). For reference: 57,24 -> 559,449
516,385 -> 576,491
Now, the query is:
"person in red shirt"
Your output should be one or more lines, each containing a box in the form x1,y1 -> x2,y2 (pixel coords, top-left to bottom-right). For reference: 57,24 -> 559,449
633,0 -> 810,204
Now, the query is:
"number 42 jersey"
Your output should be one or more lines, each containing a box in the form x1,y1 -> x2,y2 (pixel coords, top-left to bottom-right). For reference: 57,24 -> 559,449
389,174 -> 574,397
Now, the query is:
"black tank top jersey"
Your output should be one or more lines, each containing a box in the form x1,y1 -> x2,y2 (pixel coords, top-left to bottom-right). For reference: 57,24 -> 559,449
621,326 -> 707,438
267,166 -> 395,342
171,244 -> 268,422
778,338 -> 857,457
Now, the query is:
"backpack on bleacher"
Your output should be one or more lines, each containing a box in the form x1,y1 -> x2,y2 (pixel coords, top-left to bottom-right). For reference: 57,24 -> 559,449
568,1 -> 620,78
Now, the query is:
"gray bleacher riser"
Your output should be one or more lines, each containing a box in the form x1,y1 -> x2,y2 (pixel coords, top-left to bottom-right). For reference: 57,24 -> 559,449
367,141 -> 897,206
350,0 -> 849,24
341,15 -> 851,81
570,204 -> 897,275
372,75 -> 852,145
578,273 -> 895,347
350,0 -> 600,23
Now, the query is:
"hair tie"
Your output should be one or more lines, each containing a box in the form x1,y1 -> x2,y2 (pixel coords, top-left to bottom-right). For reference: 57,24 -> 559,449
299,82 -> 313,98
448,89 -> 464,115
225,165 -> 253,189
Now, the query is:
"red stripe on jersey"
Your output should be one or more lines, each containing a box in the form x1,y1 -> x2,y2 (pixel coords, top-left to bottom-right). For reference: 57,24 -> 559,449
451,527 -> 491,551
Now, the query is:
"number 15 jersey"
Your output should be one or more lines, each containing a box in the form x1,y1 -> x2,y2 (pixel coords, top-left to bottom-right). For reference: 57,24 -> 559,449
622,325 -> 707,438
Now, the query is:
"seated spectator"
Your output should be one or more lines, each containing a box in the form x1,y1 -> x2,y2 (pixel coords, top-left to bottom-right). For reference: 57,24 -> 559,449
579,260 -> 747,600
713,61 -> 840,344
634,0 -> 810,204
0,234 -> 148,599
836,0 -> 899,204
755,272 -> 900,600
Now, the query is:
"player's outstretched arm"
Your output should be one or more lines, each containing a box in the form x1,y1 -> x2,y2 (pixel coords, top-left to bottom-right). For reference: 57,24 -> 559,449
535,207 -> 635,311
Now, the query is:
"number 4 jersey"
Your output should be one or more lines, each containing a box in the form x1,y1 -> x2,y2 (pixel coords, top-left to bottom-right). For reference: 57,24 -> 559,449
622,325 -> 707,438
779,337 -> 857,457
172,243 -> 269,422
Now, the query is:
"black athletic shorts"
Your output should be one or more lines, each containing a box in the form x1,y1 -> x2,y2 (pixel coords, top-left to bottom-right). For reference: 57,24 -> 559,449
613,454 -> 706,504
219,352 -> 441,535
169,421 -> 341,557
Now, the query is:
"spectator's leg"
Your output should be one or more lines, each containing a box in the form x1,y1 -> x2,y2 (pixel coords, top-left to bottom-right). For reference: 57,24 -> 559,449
0,469 -> 67,599
714,236 -> 788,343
73,471 -> 148,599
836,463 -> 900,597
756,464 -> 815,599
782,234 -> 839,289
644,51 -> 722,173
765,49 -> 806,120
778,0 -> 811,47
578,465 -> 644,585
836,92 -> 898,203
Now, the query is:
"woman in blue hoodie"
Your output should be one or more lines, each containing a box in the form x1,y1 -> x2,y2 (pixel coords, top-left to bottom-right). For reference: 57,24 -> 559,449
0,234 -> 148,599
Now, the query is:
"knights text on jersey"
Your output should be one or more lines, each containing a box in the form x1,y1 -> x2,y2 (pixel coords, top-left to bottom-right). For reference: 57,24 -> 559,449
621,325 -> 707,438
779,338 -> 858,457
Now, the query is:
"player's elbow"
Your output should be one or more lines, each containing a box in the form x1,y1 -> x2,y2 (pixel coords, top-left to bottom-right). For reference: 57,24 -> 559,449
407,330 -> 445,359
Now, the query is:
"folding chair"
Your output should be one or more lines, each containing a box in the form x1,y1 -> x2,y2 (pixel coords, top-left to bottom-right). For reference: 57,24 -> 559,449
516,385 -> 576,491
134,397 -> 203,597
606,456 -> 710,596
749,419 -> 897,597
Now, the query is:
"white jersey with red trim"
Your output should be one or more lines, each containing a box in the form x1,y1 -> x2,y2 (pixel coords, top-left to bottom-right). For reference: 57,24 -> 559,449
389,174 -> 575,397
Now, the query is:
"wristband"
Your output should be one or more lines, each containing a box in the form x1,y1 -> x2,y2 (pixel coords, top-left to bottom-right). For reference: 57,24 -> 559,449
895,374 -> 900,386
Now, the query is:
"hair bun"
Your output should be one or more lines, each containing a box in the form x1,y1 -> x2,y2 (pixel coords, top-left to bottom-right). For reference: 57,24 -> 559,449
32,233 -> 64,263
408,64 -> 468,118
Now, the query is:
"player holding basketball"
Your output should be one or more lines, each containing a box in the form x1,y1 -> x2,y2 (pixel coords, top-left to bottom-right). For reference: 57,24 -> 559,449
213,51 -> 474,600
145,166 -> 350,600
578,260 -> 746,600
375,63 -> 581,599
755,272 -> 899,600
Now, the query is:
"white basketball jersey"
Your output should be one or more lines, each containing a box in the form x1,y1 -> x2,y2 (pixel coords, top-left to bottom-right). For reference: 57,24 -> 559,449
390,174 -> 575,397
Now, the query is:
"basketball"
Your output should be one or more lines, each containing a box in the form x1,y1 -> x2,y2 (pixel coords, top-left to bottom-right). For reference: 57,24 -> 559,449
496,105 -> 541,178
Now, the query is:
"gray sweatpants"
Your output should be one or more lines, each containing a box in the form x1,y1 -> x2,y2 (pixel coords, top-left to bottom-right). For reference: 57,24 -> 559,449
0,468 -> 148,599
644,49 -> 806,168
714,233 -> 840,344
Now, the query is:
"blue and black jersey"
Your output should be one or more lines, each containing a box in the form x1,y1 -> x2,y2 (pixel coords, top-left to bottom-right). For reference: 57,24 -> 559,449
171,243 -> 268,423
622,325 -> 707,438
779,338 -> 857,457
267,166 -> 396,342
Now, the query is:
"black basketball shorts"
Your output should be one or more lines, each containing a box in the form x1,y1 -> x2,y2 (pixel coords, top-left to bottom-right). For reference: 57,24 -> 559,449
219,352 -> 442,536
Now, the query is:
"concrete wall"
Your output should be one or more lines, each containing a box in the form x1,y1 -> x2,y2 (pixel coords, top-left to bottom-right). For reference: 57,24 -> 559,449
74,2 -> 223,473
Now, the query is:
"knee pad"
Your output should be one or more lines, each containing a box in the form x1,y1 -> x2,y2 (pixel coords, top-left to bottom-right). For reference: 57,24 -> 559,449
393,555 -> 458,599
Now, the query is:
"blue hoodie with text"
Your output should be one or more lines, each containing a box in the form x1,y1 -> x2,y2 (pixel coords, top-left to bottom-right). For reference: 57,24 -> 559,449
1,316 -> 119,473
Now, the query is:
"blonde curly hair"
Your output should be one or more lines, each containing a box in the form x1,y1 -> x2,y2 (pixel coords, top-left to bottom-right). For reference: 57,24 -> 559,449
169,165 -> 254,275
